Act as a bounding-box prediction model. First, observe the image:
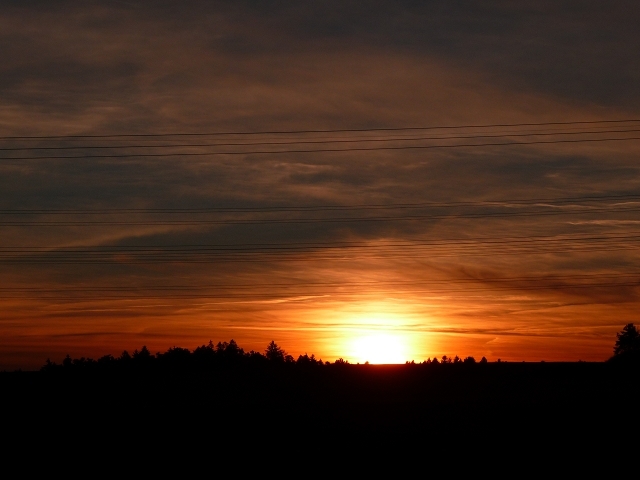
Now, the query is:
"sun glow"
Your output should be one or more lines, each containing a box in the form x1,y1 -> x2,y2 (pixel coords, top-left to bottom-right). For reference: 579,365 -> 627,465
348,332 -> 409,364
331,303 -> 422,364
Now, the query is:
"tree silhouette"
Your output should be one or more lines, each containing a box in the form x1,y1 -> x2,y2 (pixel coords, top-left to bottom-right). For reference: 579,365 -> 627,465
613,323 -> 640,360
216,339 -> 245,361
297,353 -> 321,366
158,347 -> 191,365
98,354 -> 115,365
265,340 -> 286,362
132,346 -> 152,362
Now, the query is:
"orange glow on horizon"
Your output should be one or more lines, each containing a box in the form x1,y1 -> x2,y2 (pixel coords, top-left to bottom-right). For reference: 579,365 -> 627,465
327,304 -> 427,363
347,332 -> 409,364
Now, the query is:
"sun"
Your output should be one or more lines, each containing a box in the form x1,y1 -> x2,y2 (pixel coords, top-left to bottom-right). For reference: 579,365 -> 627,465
348,332 -> 409,364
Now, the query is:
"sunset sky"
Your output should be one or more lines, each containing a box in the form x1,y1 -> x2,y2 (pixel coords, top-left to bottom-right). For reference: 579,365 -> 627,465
2,1 -> 640,369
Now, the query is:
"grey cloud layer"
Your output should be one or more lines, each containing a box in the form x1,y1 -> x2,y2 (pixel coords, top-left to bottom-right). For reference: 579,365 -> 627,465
2,1 -> 639,133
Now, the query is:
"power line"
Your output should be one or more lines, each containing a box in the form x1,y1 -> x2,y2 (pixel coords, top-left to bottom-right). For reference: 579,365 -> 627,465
2,273 -> 638,288
2,234 -> 639,250
2,193 -> 639,215
1,281 -> 638,301
2,243 -> 638,263
3,127 -> 640,151
0,232 -> 638,250
2,119 -> 639,140
2,272 -> 637,292
2,232 -> 638,252
2,204 -> 638,226
2,135 -> 640,160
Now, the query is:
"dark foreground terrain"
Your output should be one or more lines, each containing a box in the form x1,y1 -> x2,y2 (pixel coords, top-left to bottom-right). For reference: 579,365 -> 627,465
4,360 -> 639,447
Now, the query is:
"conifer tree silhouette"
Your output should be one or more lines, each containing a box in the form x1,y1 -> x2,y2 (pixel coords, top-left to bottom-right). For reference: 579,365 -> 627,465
265,341 -> 286,362
613,323 -> 640,359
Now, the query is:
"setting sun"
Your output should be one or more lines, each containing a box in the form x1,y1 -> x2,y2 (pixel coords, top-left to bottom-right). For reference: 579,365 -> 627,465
348,333 -> 409,364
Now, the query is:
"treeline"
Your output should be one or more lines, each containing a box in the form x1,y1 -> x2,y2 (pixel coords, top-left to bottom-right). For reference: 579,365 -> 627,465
42,340 -> 320,372
37,323 -> 640,372
411,355 -> 488,365
41,339 -> 489,372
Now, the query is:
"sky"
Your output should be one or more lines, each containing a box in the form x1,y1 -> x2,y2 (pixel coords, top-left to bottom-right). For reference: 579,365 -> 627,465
1,1 -> 640,369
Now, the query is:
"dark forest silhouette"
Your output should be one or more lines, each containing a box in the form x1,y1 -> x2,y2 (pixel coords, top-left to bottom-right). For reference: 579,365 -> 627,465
40,337 -> 495,372
42,339 -> 322,372
36,323 -> 640,373
3,324 -> 640,445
